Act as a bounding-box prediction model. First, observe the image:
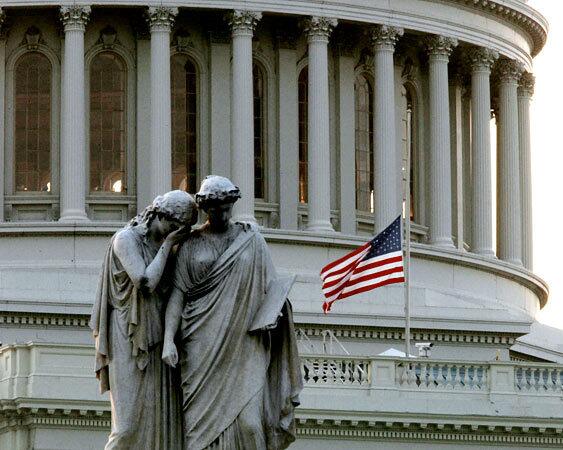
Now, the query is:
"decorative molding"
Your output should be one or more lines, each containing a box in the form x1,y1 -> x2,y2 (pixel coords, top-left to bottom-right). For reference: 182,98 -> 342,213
20,26 -> 45,50
495,57 -> 525,83
302,16 -> 338,41
0,403 -> 111,430
145,6 -> 178,32
59,5 -> 91,31
0,312 -> 90,327
370,25 -> 403,49
296,421 -> 563,445
296,325 -> 518,345
172,28 -> 195,52
518,71 -> 535,97
424,35 -> 458,57
96,25 -> 118,49
227,10 -> 262,36
466,46 -> 499,71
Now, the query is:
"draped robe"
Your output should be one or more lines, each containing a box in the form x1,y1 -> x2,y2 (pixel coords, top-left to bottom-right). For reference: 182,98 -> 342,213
90,227 -> 183,450
173,225 -> 302,450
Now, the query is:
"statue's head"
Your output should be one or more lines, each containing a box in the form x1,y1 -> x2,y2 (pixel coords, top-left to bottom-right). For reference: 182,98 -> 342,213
195,175 -> 240,227
131,190 -> 197,232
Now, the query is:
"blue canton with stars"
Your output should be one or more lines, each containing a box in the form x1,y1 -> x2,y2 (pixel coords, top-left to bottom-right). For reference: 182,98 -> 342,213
364,216 -> 402,259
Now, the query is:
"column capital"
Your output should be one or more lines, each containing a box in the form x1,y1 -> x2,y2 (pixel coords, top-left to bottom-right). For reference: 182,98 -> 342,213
146,6 -> 178,32
59,5 -> 91,32
0,8 -> 9,39
370,25 -> 403,49
518,71 -> 535,97
303,16 -> 338,42
424,35 -> 458,58
495,58 -> 525,84
466,47 -> 499,72
228,10 -> 262,37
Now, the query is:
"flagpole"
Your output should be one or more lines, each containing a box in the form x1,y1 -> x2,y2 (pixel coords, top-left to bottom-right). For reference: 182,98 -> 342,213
404,111 -> 412,358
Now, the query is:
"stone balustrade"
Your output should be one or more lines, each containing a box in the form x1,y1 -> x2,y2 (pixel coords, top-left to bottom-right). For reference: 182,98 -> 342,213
301,354 -> 563,397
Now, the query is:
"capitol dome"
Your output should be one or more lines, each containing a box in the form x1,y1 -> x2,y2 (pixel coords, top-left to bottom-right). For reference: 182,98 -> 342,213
0,1 -> 561,449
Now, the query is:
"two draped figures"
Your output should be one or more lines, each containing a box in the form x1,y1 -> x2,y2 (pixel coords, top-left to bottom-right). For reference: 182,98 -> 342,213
89,176 -> 303,450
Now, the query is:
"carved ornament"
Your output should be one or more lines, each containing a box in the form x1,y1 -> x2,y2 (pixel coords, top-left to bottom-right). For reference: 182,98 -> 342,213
59,5 -> 91,31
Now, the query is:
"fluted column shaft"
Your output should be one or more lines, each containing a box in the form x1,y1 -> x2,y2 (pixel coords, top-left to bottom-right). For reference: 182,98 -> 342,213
518,72 -> 534,270
371,25 -> 403,233
497,59 -> 524,265
147,7 -> 177,199
305,17 -> 337,232
0,9 -> 6,222
229,11 -> 261,223
59,6 -> 90,222
425,36 -> 458,247
468,47 -> 498,256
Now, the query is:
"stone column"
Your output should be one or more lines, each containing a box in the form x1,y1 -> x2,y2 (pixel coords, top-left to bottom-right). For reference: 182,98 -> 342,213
134,22 -> 151,212
371,25 -> 403,233
303,17 -> 337,232
227,10 -> 261,223
335,34 -> 356,235
0,9 -> 7,221
425,35 -> 458,247
496,58 -> 524,265
461,89 -> 472,249
146,6 -> 177,199
59,5 -> 90,222
209,28 -> 231,178
448,72 -> 464,250
467,47 -> 498,256
276,28 -> 299,230
518,72 -> 535,270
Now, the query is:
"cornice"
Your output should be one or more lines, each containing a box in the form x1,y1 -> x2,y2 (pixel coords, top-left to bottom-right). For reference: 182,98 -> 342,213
296,324 -> 518,345
296,418 -> 563,444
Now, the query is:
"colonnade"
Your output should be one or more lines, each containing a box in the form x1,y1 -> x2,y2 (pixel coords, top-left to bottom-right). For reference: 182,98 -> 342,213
0,5 -> 536,269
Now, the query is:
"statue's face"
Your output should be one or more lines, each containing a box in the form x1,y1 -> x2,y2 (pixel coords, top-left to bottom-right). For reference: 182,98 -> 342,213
205,202 -> 233,227
157,214 -> 182,236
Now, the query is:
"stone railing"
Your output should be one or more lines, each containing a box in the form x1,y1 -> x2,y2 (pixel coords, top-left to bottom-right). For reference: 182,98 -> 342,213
301,355 -> 563,396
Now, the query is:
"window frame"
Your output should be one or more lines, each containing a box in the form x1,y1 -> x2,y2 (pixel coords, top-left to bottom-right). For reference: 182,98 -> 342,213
84,43 -> 136,220
4,44 -> 61,221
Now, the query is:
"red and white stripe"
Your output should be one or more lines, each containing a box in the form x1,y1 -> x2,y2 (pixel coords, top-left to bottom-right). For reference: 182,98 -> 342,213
321,250 -> 404,311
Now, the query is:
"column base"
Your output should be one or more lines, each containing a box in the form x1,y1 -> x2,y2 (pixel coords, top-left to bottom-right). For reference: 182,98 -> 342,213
59,210 -> 89,223
429,237 -> 455,248
473,248 -> 497,258
306,220 -> 335,233
500,257 -> 523,267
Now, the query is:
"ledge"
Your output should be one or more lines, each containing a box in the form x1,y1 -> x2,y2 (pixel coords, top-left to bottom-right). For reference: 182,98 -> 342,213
0,222 -> 549,308
0,0 -> 547,63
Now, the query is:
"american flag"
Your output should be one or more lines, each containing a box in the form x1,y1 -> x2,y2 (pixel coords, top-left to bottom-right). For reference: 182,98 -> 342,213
320,215 -> 405,313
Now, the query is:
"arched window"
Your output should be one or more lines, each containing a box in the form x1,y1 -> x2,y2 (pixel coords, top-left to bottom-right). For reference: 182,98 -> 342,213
354,73 -> 373,212
89,51 -> 127,194
253,62 -> 266,199
298,67 -> 308,203
171,54 -> 197,192
14,52 -> 52,192
406,87 -> 416,221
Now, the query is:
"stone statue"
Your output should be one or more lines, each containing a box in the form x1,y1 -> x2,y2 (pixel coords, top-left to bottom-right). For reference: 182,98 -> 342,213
90,190 -> 197,450
162,175 -> 303,449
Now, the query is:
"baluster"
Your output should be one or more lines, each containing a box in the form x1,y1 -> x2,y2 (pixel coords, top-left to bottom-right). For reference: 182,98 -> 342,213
555,368 -> 563,393
480,366 -> 487,390
515,367 -> 523,391
529,368 -> 538,391
461,365 -> 470,390
410,362 -> 419,386
444,364 -> 454,390
427,364 -> 437,389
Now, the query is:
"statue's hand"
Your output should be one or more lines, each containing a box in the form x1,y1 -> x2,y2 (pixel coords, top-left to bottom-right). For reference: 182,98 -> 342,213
166,225 -> 191,246
162,339 -> 179,368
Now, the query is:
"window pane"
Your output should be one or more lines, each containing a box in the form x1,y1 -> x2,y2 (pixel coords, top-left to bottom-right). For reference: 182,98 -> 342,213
354,74 -> 374,212
253,62 -> 265,199
171,54 -> 197,193
14,52 -> 51,192
298,68 -> 308,203
89,52 -> 127,194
